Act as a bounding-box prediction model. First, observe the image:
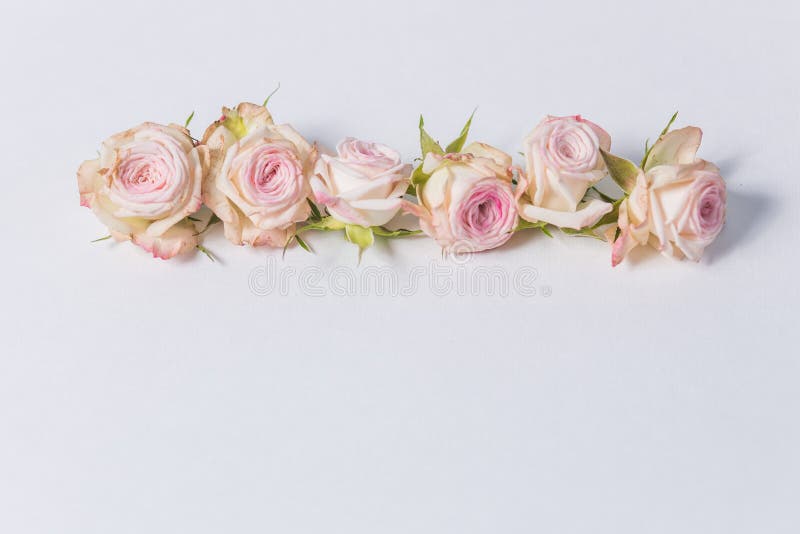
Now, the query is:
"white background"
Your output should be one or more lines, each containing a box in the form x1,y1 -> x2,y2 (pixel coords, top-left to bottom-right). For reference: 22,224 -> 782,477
1,1 -> 798,532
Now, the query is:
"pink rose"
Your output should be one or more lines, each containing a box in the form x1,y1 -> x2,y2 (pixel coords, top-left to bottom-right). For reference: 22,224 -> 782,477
405,142 -> 517,252
77,122 -> 207,259
311,138 -> 411,227
518,115 -> 613,229
611,127 -> 726,265
201,103 -> 316,247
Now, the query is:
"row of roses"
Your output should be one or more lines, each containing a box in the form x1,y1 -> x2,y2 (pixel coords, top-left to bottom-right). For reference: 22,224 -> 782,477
78,102 -> 726,266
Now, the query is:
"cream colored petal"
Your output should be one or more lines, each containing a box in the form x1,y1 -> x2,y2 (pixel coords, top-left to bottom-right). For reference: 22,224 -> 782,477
462,142 -> 513,170
347,197 -> 404,227
131,219 -> 198,259
518,198 -> 612,229
77,159 -> 101,207
645,126 -> 703,170
145,145 -> 204,237
420,168 -> 451,210
237,102 -> 274,131
240,219 -> 289,247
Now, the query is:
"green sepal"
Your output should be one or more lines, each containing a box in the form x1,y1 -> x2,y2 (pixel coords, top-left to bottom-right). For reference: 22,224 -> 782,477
560,227 -> 605,241
600,149 -> 639,194
514,219 -> 553,238
196,244 -> 216,262
222,109 -> 248,139
306,198 -> 322,221
91,235 -> 112,243
372,227 -> 422,238
444,108 -> 476,154
296,216 -> 346,234
294,234 -> 312,253
588,186 -> 618,204
641,111 -> 678,168
405,184 -> 417,196
419,115 -> 444,157
263,82 -> 281,108
193,213 -> 221,236
345,224 -> 374,252
410,163 -> 431,188
184,111 -> 195,128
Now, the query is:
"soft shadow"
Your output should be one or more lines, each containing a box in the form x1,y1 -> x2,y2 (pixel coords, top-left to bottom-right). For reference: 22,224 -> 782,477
500,226 -> 551,252
705,189 -> 775,264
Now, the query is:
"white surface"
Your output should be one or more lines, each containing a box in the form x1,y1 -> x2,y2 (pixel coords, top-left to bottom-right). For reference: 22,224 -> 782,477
1,1 -> 798,532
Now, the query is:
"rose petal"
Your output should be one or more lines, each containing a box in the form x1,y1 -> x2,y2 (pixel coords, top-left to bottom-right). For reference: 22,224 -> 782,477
518,198 -> 612,229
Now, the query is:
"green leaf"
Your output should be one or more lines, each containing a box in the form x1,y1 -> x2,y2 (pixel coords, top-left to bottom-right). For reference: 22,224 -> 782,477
282,231 -> 314,257
589,186 -> 618,204
600,149 -> 639,193
294,234 -> 312,253
196,244 -> 216,262
345,224 -> 374,251
372,227 -> 422,238
184,110 -> 195,128
307,199 -> 322,221
410,164 -> 430,188
641,111 -> 678,167
91,235 -> 112,243
194,213 -> 221,236
513,219 -> 553,238
419,115 -> 444,157
659,111 -> 679,138
560,227 -> 604,241
444,108 -> 476,154
263,82 -> 281,107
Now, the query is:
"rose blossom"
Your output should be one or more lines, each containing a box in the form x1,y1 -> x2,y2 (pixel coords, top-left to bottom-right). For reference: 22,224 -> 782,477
611,126 -> 726,266
311,138 -> 411,227
77,122 -> 206,259
404,143 -> 517,252
518,115 -> 613,229
201,102 -> 316,247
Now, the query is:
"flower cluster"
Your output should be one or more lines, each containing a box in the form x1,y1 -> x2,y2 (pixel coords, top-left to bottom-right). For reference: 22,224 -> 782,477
78,102 -> 726,266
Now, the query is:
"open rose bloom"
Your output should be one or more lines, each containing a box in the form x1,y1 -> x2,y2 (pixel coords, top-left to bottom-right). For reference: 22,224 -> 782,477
518,115 -> 613,229
202,102 -> 316,247
311,138 -> 411,227
611,127 -> 726,266
406,143 -> 517,253
77,123 -> 207,259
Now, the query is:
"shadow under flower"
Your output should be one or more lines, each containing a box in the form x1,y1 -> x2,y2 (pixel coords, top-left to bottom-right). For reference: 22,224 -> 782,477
705,189 -> 774,264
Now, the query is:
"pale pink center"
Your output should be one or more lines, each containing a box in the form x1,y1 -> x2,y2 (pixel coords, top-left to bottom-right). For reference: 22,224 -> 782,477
455,182 -> 516,249
695,183 -> 725,236
547,122 -> 598,172
239,144 -> 303,206
337,137 -> 399,172
109,135 -> 190,218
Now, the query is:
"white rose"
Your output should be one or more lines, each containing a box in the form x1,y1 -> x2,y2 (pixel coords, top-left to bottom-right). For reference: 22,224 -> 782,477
611,127 -> 726,265
311,138 -> 411,227
518,115 -> 613,229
